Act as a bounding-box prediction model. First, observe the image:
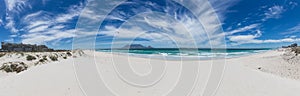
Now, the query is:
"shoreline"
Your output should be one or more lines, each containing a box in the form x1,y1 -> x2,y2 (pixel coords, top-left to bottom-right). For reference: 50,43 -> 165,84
95,49 -> 273,61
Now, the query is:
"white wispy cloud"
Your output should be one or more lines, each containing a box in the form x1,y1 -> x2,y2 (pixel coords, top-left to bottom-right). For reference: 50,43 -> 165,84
231,37 -> 300,44
226,24 -> 260,35
4,0 -> 32,34
18,3 -> 85,45
73,0 -> 226,48
78,0 -> 126,22
288,1 -> 298,9
4,0 -> 30,12
282,23 -> 300,34
226,23 -> 300,45
79,7 -> 102,21
208,0 -> 240,22
258,1 -> 297,22
228,29 -> 300,44
25,21 -> 50,30
2,0 -> 88,46
263,5 -> 285,21
99,12 -> 208,48
28,25 -> 49,33
55,4 -> 83,23
21,29 -> 77,44
228,29 -> 261,44
4,38 -> 14,42
4,16 -> 18,33
0,19 -> 3,26
224,2 -> 300,45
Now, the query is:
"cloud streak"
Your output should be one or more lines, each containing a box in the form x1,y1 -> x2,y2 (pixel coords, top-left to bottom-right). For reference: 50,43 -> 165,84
262,5 -> 285,21
224,1 -> 300,46
283,23 -> 300,34
20,3 -> 85,45
228,28 -> 300,45
89,0 -> 224,48
99,12 -> 207,48
67,0 -> 227,49
226,24 -> 260,35
4,0 -> 30,12
4,0 -> 32,33
208,0 -> 240,22
1,1 -> 86,46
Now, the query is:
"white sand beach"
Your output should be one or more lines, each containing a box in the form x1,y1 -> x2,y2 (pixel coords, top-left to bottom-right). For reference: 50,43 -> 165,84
0,49 -> 300,96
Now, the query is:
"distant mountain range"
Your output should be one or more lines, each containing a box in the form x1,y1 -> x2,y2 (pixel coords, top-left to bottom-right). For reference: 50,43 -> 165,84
121,44 -> 153,49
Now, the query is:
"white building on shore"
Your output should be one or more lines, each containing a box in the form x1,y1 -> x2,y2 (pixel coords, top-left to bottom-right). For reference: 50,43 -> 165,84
1,42 -> 54,52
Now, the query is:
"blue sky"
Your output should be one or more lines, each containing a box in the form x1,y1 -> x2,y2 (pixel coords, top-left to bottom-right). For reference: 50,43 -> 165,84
0,0 -> 299,49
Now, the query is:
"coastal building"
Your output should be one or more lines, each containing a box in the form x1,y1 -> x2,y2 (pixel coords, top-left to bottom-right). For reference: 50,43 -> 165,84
1,42 -> 54,52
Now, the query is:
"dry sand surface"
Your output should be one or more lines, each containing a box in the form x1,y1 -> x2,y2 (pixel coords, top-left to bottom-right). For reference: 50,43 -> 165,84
0,49 -> 299,96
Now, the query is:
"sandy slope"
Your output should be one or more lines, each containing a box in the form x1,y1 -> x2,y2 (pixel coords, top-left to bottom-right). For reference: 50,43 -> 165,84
216,50 -> 300,96
0,59 -> 84,96
0,50 -> 299,96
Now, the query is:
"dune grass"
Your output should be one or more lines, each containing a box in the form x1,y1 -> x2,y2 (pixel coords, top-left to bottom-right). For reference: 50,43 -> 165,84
0,53 -> 5,58
26,55 -> 37,61
49,55 -> 58,61
292,47 -> 300,56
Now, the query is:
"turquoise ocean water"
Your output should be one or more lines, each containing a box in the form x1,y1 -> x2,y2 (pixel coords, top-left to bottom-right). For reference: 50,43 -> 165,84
97,48 -> 272,60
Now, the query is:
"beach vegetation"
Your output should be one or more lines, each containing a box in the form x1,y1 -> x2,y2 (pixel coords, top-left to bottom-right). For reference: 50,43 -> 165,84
0,53 -> 5,57
49,55 -> 58,61
26,55 -> 37,61
258,67 -> 262,70
66,52 -> 72,56
39,59 -> 45,62
42,55 -> 47,59
21,53 -> 24,56
292,47 -> 300,56
0,62 -> 28,73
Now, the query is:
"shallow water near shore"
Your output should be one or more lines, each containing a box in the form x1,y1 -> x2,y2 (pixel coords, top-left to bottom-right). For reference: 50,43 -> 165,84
97,48 -> 272,60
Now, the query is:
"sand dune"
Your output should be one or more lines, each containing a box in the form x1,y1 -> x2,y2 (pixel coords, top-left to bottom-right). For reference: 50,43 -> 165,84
0,50 -> 300,96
